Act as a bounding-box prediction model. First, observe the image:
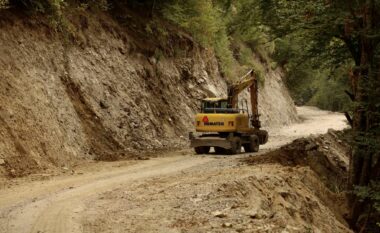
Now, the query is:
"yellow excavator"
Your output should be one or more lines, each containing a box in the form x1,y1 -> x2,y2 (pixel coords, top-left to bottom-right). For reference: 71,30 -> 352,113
189,69 -> 268,154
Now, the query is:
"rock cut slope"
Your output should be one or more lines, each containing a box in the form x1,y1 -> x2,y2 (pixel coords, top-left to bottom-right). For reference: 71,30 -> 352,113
0,9 -> 297,178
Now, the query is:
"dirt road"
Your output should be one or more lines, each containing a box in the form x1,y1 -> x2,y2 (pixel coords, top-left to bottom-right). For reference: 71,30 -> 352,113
0,106 -> 349,233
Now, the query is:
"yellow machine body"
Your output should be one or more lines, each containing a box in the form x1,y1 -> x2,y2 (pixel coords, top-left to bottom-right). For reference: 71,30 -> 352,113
195,113 -> 251,133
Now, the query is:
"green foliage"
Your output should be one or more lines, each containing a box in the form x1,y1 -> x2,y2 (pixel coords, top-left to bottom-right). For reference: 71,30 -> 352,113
10,0 -> 64,14
237,44 -> 253,66
153,48 -> 164,62
304,226 -> 314,233
248,0 -> 357,111
355,181 -> 380,214
214,30 -> 234,78
145,22 -> 153,34
162,0 -> 219,47
9,0 -> 114,13
256,0 -> 380,229
280,35 -> 353,111
79,0 -> 109,11
7,0 -> 269,81
233,42 -> 266,85
308,70 -> 352,111
161,0 -> 234,77
261,12 -> 353,111
9,0 -> 67,31
156,24 -> 169,37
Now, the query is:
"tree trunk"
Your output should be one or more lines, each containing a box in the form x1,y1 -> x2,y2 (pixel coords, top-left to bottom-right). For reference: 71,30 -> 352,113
349,0 -> 379,229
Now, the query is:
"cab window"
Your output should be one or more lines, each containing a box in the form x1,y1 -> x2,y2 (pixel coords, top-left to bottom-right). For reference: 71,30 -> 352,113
220,101 -> 228,109
201,100 -> 235,113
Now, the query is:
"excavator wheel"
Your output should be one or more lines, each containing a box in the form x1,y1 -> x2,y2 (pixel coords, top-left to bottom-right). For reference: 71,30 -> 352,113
227,137 -> 241,155
194,146 -> 210,155
214,147 -> 225,154
244,135 -> 259,153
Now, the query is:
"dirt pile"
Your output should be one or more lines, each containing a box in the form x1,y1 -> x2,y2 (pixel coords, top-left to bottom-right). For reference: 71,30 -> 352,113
0,9 -> 297,178
245,130 -> 350,189
240,130 -> 351,232
78,131 -> 352,233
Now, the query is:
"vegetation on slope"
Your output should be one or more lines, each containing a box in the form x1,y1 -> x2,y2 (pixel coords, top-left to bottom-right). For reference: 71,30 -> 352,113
1,0 -> 272,84
3,0 -> 347,111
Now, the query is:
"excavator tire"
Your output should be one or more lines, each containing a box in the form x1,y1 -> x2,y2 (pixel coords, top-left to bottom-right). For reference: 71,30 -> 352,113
214,147 -> 225,154
194,146 -> 210,154
244,135 -> 259,153
227,137 -> 241,155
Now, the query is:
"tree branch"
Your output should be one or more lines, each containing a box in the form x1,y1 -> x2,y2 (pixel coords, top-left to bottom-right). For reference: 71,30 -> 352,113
345,112 -> 354,127
345,90 -> 355,101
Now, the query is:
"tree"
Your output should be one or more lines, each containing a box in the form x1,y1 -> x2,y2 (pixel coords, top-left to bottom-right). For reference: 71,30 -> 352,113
254,0 -> 380,230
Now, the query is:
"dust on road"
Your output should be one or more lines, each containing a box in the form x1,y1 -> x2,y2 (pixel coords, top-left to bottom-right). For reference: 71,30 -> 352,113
0,106 -> 349,233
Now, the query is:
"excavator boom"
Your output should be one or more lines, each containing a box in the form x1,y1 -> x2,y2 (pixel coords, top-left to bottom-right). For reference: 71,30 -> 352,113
227,69 -> 261,129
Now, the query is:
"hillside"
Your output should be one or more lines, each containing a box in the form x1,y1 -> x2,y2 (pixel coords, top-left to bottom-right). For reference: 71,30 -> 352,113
0,9 -> 298,178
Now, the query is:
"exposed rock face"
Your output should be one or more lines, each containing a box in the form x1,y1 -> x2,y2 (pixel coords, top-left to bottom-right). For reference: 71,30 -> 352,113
259,68 -> 299,127
0,11 -> 297,177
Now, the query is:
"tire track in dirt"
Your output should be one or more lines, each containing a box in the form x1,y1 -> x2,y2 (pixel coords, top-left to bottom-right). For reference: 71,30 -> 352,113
0,156 -> 213,233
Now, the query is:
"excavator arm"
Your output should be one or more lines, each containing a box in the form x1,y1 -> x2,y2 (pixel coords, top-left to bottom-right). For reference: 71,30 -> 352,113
227,69 -> 261,129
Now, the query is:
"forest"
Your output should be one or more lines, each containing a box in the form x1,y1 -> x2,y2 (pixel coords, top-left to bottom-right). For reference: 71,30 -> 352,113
1,0 -> 379,232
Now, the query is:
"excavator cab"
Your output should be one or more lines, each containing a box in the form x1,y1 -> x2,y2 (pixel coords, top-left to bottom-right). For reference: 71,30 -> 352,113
200,98 -> 238,114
